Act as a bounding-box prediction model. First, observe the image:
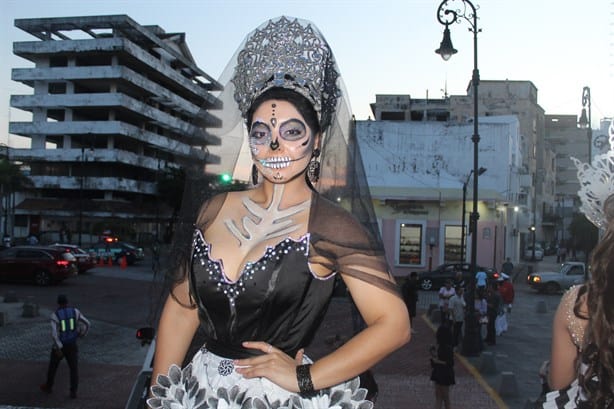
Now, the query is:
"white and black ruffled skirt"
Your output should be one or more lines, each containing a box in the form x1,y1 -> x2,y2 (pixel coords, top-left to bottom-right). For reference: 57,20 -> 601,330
148,346 -> 374,409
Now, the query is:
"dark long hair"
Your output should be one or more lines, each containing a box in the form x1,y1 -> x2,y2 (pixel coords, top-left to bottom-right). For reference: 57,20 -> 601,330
579,194 -> 614,408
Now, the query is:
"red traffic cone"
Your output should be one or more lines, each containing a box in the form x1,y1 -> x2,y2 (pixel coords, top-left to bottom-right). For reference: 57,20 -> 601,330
120,255 -> 128,269
97,256 -> 105,267
107,256 -> 113,267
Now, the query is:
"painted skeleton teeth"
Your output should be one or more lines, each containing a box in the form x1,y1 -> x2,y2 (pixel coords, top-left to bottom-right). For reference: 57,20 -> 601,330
260,156 -> 293,169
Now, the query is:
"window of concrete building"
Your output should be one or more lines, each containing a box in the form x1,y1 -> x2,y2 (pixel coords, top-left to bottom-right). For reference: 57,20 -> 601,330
410,111 -> 424,121
72,109 -> 107,121
49,56 -> 68,67
397,222 -> 422,266
75,55 -> 112,66
48,82 -> 66,94
444,225 -> 462,263
74,83 -> 109,94
433,112 -> 450,121
47,110 -> 64,122
381,111 -> 405,121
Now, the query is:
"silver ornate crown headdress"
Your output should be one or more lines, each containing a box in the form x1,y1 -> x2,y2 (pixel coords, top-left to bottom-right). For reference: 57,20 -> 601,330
231,16 -> 341,130
572,119 -> 614,229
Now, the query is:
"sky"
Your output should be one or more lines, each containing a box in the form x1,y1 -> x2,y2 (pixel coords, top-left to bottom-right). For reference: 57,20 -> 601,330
1,0 -> 612,148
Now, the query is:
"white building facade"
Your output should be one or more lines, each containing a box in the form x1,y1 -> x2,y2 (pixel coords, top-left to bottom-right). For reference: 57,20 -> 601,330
357,116 -> 525,276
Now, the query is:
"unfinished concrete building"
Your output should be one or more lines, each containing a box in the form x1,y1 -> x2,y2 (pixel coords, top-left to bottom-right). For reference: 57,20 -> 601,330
9,15 -> 222,244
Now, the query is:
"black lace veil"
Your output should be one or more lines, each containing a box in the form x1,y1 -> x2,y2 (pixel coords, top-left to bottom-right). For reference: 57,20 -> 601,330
163,16 -> 398,298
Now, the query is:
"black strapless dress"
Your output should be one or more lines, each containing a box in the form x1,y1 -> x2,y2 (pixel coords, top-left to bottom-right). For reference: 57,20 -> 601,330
148,229 -> 374,409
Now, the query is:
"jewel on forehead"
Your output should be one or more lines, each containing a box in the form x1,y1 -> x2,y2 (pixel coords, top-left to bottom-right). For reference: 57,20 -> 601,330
270,103 -> 277,127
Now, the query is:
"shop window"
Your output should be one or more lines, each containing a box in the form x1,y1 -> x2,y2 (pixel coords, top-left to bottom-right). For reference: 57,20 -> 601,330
398,223 -> 422,266
444,225 -> 462,263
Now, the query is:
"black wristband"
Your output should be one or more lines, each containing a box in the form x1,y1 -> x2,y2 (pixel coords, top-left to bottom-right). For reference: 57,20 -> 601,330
296,363 -> 316,397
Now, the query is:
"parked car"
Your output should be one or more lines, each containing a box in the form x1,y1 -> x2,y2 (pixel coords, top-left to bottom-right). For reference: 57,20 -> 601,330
526,261 -> 587,294
0,245 -> 77,286
418,263 -> 499,291
87,241 -> 145,265
50,243 -> 96,273
523,244 -> 544,261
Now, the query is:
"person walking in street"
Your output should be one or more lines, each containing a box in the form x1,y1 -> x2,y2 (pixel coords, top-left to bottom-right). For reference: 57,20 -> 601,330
484,282 -> 502,346
40,294 -> 90,399
501,257 -> 514,278
402,272 -> 419,334
498,273 -> 515,315
448,285 -> 465,348
430,319 -> 455,409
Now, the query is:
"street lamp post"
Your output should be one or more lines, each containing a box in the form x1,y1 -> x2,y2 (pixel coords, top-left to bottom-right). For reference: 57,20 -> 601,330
78,147 -> 85,247
436,0 -> 483,357
578,86 -> 592,163
530,225 -> 536,261
461,167 -> 486,264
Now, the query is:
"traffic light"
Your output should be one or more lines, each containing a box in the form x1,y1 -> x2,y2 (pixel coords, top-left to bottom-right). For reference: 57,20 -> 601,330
219,173 -> 232,184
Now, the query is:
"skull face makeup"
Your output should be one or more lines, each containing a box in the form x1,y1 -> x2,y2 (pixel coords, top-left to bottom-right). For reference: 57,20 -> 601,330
249,99 -> 317,183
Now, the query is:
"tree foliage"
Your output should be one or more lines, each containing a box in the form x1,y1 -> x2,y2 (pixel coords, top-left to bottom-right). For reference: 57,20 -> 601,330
155,167 -> 248,242
0,158 -> 33,194
567,212 -> 599,262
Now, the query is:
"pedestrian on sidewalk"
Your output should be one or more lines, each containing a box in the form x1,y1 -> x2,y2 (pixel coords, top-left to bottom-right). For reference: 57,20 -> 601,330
497,273 -> 514,333
438,279 -> 455,320
430,319 -> 455,409
475,269 -> 487,292
474,287 -> 487,350
484,282 -> 502,346
40,294 -> 90,399
556,242 -> 567,263
402,272 -> 419,334
448,285 -> 465,348
498,273 -> 514,315
452,270 -> 465,289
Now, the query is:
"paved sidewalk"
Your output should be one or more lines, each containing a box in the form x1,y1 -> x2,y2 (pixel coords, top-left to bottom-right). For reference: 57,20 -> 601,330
0,257 -> 565,408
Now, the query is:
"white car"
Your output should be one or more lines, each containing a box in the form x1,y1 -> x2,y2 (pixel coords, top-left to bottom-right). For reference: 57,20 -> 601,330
524,245 -> 544,261
527,261 -> 587,294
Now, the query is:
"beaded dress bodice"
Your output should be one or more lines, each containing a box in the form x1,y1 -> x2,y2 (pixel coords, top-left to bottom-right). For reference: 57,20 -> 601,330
561,285 -> 587,351
189,229 -> 336,359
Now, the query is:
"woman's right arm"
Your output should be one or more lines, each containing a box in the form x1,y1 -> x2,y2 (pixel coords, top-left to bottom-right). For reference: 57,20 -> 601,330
151,279 -> 200,385
548,289 -> 580,389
